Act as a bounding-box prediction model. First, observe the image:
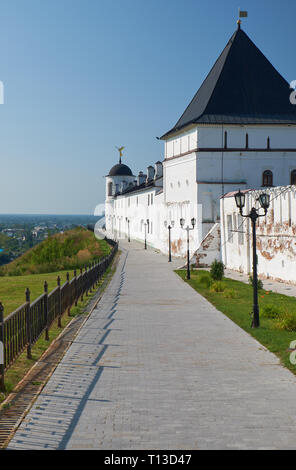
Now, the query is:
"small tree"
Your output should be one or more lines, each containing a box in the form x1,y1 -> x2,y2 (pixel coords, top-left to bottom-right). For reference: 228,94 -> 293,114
248,275 -> 263,291
210,259 -> 224,281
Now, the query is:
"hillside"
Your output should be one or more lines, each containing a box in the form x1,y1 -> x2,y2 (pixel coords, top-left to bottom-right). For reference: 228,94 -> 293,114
0,227 -> 111,276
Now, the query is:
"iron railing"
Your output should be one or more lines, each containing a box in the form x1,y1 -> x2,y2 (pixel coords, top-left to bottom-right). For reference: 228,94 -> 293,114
0,240 -> 118,390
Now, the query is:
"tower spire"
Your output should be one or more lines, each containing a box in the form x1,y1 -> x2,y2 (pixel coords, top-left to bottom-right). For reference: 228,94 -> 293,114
115,146 -> 125,164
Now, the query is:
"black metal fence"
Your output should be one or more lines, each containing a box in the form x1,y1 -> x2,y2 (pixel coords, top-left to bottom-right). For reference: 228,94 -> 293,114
0,240 -> 118,391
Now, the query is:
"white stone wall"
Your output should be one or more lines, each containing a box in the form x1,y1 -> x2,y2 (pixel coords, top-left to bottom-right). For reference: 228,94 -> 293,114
105,184 -> 201,259
221,186 -> 296,284
197,125 -> 296,149
105,123 -> 296,261
165,127 -> 198,159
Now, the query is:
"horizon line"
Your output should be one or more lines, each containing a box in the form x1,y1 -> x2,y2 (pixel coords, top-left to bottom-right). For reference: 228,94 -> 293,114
0,213 -> 103,217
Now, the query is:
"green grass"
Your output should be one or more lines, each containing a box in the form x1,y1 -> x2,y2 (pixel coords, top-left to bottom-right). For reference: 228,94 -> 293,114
0,269 -> 78,317
176,269 -> 296,374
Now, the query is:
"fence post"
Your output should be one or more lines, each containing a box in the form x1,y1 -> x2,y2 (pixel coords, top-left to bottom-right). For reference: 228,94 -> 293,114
0,302 -> 5,392
85,265 -> 88,297
44,281 -> 49,340
89,264 -> 93,294
74,270 -> 78,306
66,272 -> 71,317
57,276 -> 62,327
80,267 -> 83,302
25,288 -> 32,359
95,261 -> 99,286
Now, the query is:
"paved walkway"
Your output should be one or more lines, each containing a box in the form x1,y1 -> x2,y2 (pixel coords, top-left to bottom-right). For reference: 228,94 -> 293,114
223,268 -> 296,297
7,241 -> 296,450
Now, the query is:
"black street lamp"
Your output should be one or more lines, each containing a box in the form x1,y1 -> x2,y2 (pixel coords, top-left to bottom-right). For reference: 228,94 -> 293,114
126,217 -> 130,242
180,217 -> 196,280
144,221 -> 147,250
234,190 -> 270,328
164,220 -> 175,262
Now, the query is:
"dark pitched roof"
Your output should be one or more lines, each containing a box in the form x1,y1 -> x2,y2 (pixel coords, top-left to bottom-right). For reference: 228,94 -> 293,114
161,27 -> 296,139
108,163 -> 133,177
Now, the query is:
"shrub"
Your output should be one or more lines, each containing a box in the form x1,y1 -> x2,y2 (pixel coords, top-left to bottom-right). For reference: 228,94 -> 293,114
223,288 -> 237,299
8,268 -> 22,276
198,274 -> 212,288
210,281 -> 225,293
210,259 -> 224,281
273,311 -> 296,331
261,304 -> 282,319
248,275 -> 263,291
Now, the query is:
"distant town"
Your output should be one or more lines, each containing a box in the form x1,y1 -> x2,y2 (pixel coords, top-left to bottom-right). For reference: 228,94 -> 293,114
0,214 -> 102,266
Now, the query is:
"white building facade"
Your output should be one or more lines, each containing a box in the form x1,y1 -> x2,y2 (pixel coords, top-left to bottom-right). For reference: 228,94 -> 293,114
104,25 -> 296,261
221,185 -> 296,284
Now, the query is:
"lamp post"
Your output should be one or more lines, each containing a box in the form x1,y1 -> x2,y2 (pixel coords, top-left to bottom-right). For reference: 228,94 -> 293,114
180,217 -> 196,280
234,190 -> 270,328
144,221 -> 147,250
126,217 -> 130,242
164,220 -> 175,262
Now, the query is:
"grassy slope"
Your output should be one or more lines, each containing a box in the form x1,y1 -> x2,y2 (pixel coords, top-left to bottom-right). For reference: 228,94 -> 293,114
0,228 -> 111,317
176,269 -> 296,375
1,227 -> 111,276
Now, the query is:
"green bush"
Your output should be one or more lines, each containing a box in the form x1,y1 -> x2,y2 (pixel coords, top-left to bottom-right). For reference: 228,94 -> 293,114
8,268 -> 22,276
248,275 -> 263,290
273,311 -> 296,331
210,259 -> 224,281
261,304 -> 282,319
198,274 -> 212,288
210,281 -> 225,293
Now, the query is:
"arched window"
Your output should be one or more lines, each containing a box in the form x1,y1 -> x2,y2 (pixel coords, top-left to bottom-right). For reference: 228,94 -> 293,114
262,170 -> 273,187
291,169 -> 296,185
108,182 -> 113,196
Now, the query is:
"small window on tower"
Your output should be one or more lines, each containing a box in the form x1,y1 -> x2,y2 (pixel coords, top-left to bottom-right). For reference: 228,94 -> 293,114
262,170 -> 273,187
108,182 -> 113,196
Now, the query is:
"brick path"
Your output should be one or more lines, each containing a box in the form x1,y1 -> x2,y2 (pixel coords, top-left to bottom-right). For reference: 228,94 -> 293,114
7,241 -> 296,449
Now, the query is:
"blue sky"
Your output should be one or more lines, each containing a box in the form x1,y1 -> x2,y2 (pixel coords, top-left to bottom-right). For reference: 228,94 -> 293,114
0,0 -> 295,214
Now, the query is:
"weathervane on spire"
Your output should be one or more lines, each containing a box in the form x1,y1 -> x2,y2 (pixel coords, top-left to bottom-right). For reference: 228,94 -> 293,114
237,8 -> 248,28
115,146 -> 125,164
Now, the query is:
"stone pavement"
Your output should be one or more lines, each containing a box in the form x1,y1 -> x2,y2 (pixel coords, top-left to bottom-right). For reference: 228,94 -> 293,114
6,241 -> 296,450
223,268 -> 296,298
